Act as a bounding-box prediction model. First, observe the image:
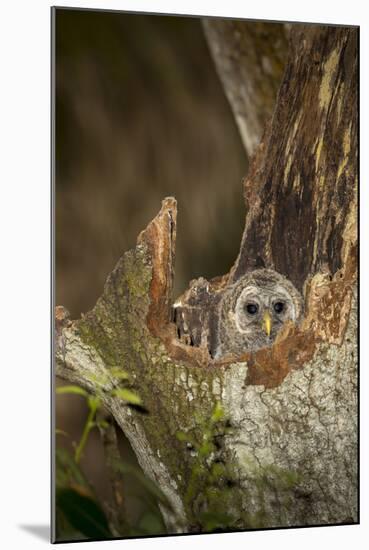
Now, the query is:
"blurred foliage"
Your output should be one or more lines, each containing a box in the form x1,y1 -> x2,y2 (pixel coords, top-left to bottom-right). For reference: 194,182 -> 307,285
56,487 -> 112,540
56,368 -> 144,465
55,384 -> 167,541
55,442 -> 169,541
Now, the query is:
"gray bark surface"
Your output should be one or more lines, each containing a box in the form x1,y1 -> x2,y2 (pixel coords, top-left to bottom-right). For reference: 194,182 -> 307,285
203,19 -> 289,156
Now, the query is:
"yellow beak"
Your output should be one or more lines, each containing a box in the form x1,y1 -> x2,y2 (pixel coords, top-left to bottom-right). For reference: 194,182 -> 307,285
263,311 -> 272,337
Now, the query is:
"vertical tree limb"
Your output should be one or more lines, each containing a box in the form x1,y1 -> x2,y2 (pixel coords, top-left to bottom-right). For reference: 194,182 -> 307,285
203,19 -> 289,155
97,411 -> 127,536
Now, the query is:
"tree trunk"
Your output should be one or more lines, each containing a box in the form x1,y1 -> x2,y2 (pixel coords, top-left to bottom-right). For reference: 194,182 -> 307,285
55,23 -> 358,532
202,19 -> 289,156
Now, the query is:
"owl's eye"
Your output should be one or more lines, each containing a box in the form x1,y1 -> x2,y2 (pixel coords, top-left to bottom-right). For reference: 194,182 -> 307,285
274,301 -> 285,314
246,303 -> 259,315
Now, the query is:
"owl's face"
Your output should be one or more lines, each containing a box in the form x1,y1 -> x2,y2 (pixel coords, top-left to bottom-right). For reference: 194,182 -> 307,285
216,269 -> 303,357
234,281 -> 299,343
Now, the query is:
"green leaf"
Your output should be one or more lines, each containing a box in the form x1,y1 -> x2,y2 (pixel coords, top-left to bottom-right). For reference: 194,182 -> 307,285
87,396 -> 101,411
85,372 -> 109,385
199,510 -> 235,532
110,366 -> 130,380
112,388 -> 142,405
211,402 -> 225,423
176,430 -> 189,442
211,462 -> 226,478
56,488 -> 111,539
137,512 -> 165,535
55,448 -> 91,491
56,385 -> 88,398
176,430 -> 196,446
199,441 -> 215,457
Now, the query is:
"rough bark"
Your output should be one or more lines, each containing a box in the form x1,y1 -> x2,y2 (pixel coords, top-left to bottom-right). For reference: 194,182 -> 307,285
55,24 -> 358,533
202,19 -> 289,156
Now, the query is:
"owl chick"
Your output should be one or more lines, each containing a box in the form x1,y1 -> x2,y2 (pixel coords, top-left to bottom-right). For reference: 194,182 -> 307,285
214,269 -> 303,359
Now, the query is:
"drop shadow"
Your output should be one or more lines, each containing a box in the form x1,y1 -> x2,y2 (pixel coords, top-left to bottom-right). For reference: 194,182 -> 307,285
18,524 -> 50,542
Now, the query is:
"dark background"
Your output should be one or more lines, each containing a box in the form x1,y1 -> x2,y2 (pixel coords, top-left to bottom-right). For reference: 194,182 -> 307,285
55,8 -> 248,528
